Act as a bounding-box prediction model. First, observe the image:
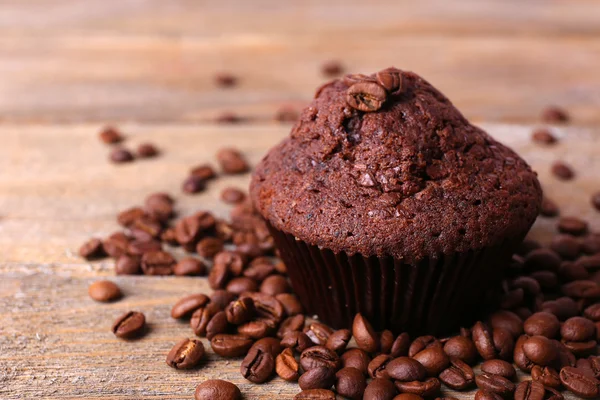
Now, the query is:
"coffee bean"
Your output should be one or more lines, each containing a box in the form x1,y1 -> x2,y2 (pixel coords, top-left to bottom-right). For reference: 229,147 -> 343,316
559,261 -> 590,282
473,322 -> 511,360
480,359 -> 515,380
190,303 -> 220,336
276,293 -> 304,316
475,373 -> 515,397
576,254 -> 600,271
390,332 -> 411,358
542,106 -> 569,123
141,250 -> 174,275
210,290 -> 237,310
221,187 -> 246,204
510,276 -> 542,296
394,377 -> 441,398
474,390 -> 503,400
194,379 -> 240,400
182,175 -> 206,194
522,335 -> 558,366
240,346 -> 275,383
551,161 -> 575,180
488,310 -> 523,338
514,380 -> 545,400
173,257 -> 206,276
385,356 -> 426,382
544,387 -> 565,400
276,348 -> 299,381
116,207 -> 145,227
226,277 -> 258,295
524,249 -> 561,272
225,297 -> 255,325
554,339 -> 577,368
325,329 -> 351,354
242,292 -> 285,325
581,234 -> 600,254
551,234 -> 581,259
439,357 -> 475,390
166,338 -> 205,369
249,337 -> 282,358
352,314 -> 379,353
99,126 -> 123,144
210,334 -> 253,358
275,105 -> 299,123
171,293 -> 210,319
217,147 -> 249,174
110,148 -> 134,163
115,254 -> 141,275
277,314 -> 306,338
562,339 -> 597,357
379,330 -> 394,354
206,311 -> 229,340
346,81 -> 387,112
112,311 -> 145,339
294,388 -> 335,400
335,367 -> 366,400
531,365 -> 561,389
524,312 -> 560,338
237,320 -> 272,339
559,366 -> 600,398
529,270 -> 559,290
393,395 -> 424,400
300,346 -> 341,371
128,238 -> 162,256
367,354 -> 392,379
321,60 -> 344,77
88,280 -> 121,302
79,238 -> 106,259
561,316 -> 596,341
304,322 -> 334,346
214,251 -> 246,277
413,346 -> 450,376
532,129 -> 557,145
341,348 -> 370,375
103,232 -> 131,258
364,378 -> 397,400
542,296 -> 580,320
443,335 -> 477,365
281,331 -> 313,353
299,366 -> 335,390
409,335 -> 441,357
189,164 -> 216,181
558,216 -> 588,236
196,237 -> 224,258
244,261 -> 275,282
135,142 -> 158,158
561,280 -> 600,299
584,303 -> 600,321
208,262 -> 231,290
260,275 -> 291,296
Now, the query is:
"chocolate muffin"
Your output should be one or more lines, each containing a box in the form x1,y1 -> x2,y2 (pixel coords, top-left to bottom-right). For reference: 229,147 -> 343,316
250,67 -> 542,335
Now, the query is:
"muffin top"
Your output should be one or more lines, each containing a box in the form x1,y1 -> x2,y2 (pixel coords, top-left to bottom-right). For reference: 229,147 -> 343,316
250,68 -> 542,262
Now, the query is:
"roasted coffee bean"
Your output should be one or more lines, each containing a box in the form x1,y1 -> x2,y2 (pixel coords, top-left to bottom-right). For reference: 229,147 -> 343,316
559,261 -> 591,282
182,175 -> 206,194
136,142 -> 159,158
443,335 -> 478,365
500,288 -> 525,309
221,187 -> 246,204
173,257 -> 206,276
103,232 -> 131,258
190,164 -> 216,180
171,293 -> 210,319
244,261 -> 275,282
276,348 -> 299,381
524,312 -> 560,338
474,390 -> 503,400
206,311 -> 229,340
576,254 -> 600,270
413,346 -> 450,376
475,373 -> 515,397
346,81 -> 387,112
542,296 -> 580,320
514,307 -> 533,321
473,322 -> 512,360
190,303 -> 220,336
524,249 -> 562,273
390,332 -> 411,358
386,356 -> 426,382
514,380 -> 545,400
489,310 -> 523,338
115,254 -> 141,275
99,126 -> 123,144
128,238 -> 162,255
439,357 -> 475,390
367,354 -> 392,379
88,280 -> 121,302
117,207 -> 145,227
562,339 -> 597,357
175,215 -> 204,246
542,106 -> 569,123
110,147 -> 134,163
210,290 -> 237,310
194,379 -> 240,400
158,226 -> 178,244
550,234 -> 581,259
166,338 -> 205,369
379,330 -> 394,354
226,297 -> 255,325
584,303 -> 600,321
210,334 -> 253,358
532,129 -> 557,145
544,387 -> 565,400
531,365 -> 561,389
294,388 -> 335,400
554,340 -> 577,368
577,357 -> 600,379
112,311 -> 145,339
214,251 -> 246,277
523,335 -> 558,366
561,280 -> 600,299
237,320 -> 272,339
260,275 -> 291,296
341,348 -> 370,375
214,72 -> 237,87
144,192 -> 173,218
559,366 -> 600,398
561,316 -> 596,341
581,234 -> 600,255
394,395 -> 424,400
196,237 -> 224,258
300,346 -> 341,371
226,277 -> 258,295
514,335 -> 534,372
299,366 -> 336,390
140,250 -> 174,275
325,329 -> 351,354
79,238 -> 106,259
250,337 -> 282,357
395,377 -> 441,397
275,105 -> 299,123
480,359 -> 516,380
321,60 -> 344,77
277,314 -> 305,338
510,276 -> 542,296
352,313 -> 379,353
240,346 -> 275,383
409,335 -> 440,357
304,322 -> 334,346
217,148 -> 249,174
558,216 -> 588,236
276,293 -> 304,316
242,292 -> 285,325
364,378 -> 397,400
208,262 -> 230,290
530,270 -> 558,290
551,162 -> 575,181
335,367 -> 366,399
281,331 -> 313,353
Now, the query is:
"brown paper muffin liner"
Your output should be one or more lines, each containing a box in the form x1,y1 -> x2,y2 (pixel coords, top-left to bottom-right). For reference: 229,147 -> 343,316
269,225 -> 523,335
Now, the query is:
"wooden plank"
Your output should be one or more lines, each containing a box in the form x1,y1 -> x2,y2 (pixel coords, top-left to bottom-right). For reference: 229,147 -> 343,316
1,35 -> 600,124
1,122 -> 597,399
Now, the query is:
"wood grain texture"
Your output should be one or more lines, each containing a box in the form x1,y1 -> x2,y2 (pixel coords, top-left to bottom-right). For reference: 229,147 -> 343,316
0,0 -> 600,124
0,123 -> 598,399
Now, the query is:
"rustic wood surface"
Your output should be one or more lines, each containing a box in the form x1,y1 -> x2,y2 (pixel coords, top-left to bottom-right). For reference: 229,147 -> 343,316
1,0 -> 600,399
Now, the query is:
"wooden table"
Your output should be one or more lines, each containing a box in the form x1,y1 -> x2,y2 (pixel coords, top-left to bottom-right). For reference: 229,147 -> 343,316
1,1 -> 599,399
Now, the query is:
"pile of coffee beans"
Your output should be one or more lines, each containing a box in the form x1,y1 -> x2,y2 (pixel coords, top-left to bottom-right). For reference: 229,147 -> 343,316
82,132 -> 600,400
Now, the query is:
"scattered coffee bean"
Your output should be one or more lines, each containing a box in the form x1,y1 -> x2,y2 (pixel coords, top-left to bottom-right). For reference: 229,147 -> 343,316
475,373 -> 515,397
190,303 -> 220,336
277,314 -> 305,338
304,322 -> 334,346
298,366 -> 335,390
480,359 -> 516,380
173,257 -> 206,276
413,346 -> 450,376
385,356 -> 426,382
346,81 -> 387,112
171,293 -> 210,319
221,187 -> 246,204
540,197 -> 560,217
194,379 -> 240,400
182,175 -> 206,194
166,338 -> 205,369
542,106 -> 569,123
216,148 -> 249,174
364,378 -> 397,400
240,346 -> 275,383
474,390 -> 503,400
210,334 -> 254,358
275,105 -> 299,123
551,161 -> 575,181
88,280 -> 121,302
340,348 -> 371,375
584,303 -> 600,321
443,335 -> 477,365
237,319 -> 271,339
281,331 -> 313,353
409,336 -> 441,357
196,237 -> 224,258
325,329 -> 351,354
110,147 -> 134,163
439,357 -> 475,390
190,164 -> 216,180
141,250 -> 175,275
523,312 -> 560,338
531,128 -> 557,145
488,310 -> 524,338
390,332 -> 411,358
335,367 -> 366,399
294,389 -> 335,400
394,377 -> 441,397
321,60 -> 344,77
559,366 -> 600,398
276,348 -> 299,381
260,275 -> 291,296
352,313 -> 379,353
115,254 -> 141,275
367,354 -> 392,379
210,290 -> 237,310
214,72 -> 237,88
561,316 -> 596,341
531,365 -> 561,389
300,346 -> 341,371
276,293 -> 304,316
226,297 -> 255,325
558,216 -> 588,236
514,380 -> 545,400
592,192 -> 600,211
79,238 -> 106,260
112,311 -> 146,339
522,335 -> 557,366
379,329 -> 394,354
137,143 -> 159,158
99,126 -> 123,144
393,395 -> 424,400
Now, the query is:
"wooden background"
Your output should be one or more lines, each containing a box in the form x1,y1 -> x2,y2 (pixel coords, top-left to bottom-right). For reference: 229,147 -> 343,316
1,1 -> 599,399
